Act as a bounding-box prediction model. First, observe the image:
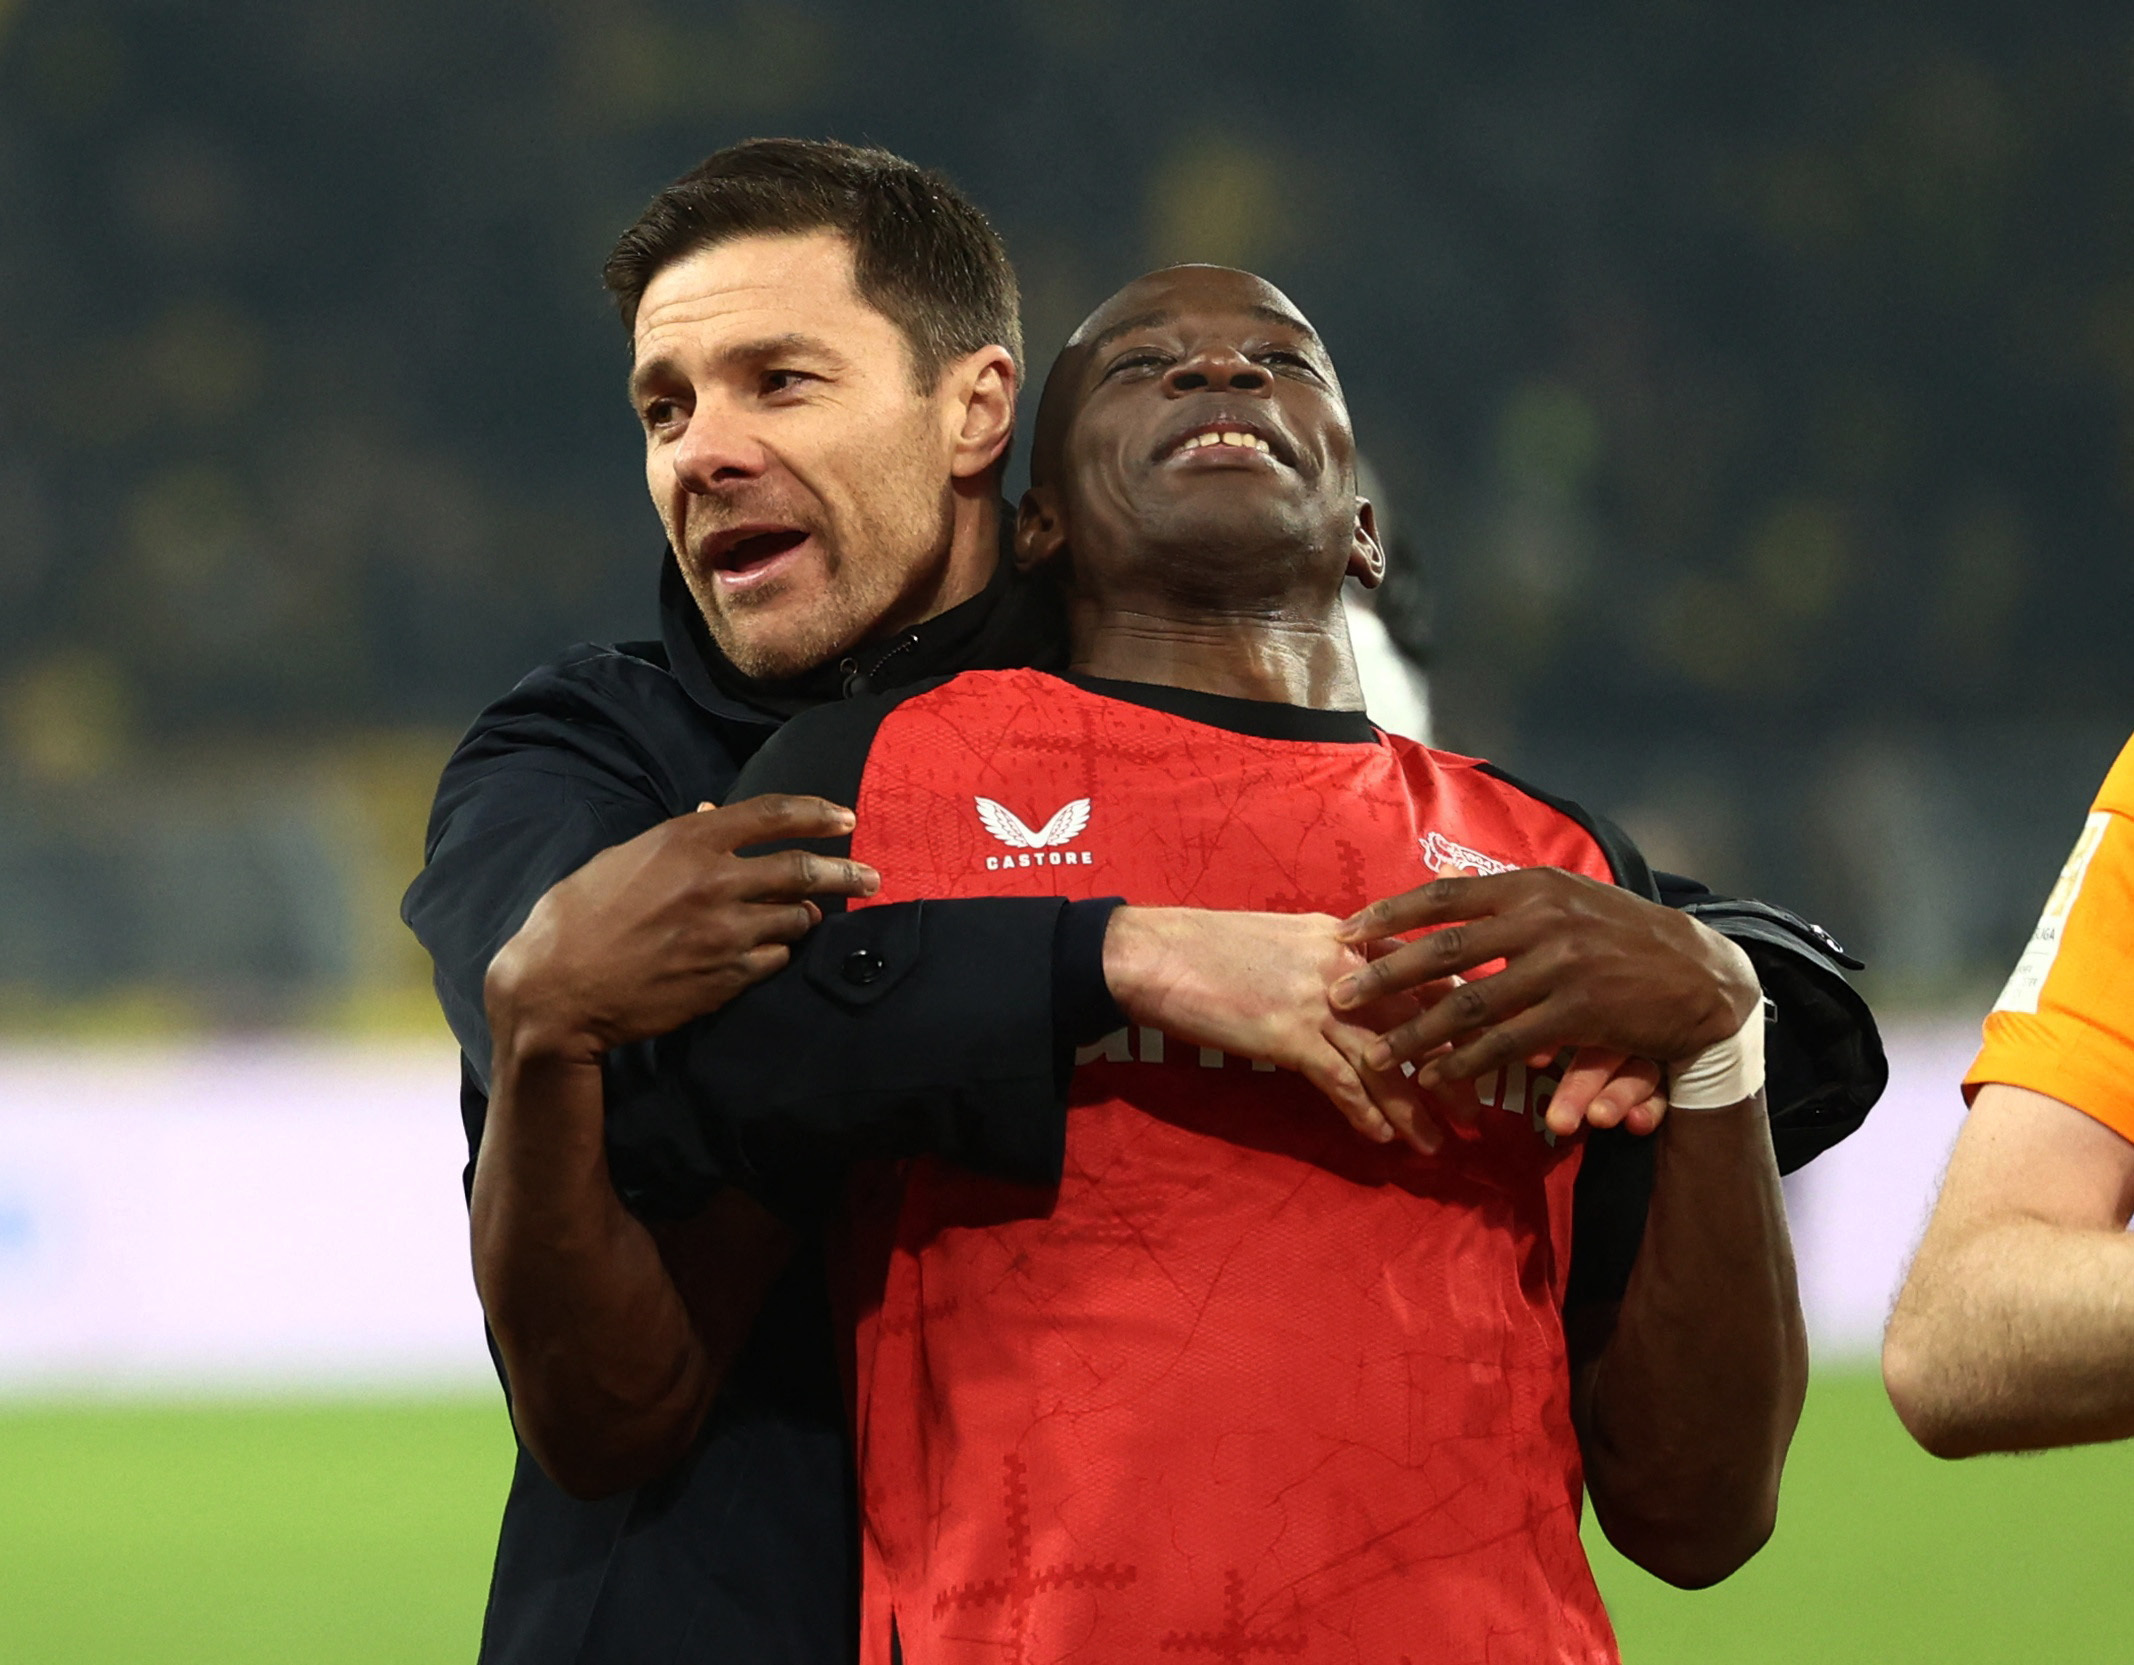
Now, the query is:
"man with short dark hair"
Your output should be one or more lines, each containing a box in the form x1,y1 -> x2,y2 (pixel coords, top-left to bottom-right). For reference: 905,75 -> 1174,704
405,139 -> 1880,1663
606,141 -> 1027,686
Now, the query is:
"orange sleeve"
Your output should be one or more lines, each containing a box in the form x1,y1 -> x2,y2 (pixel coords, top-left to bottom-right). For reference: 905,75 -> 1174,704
1967,733 -> 2134,1141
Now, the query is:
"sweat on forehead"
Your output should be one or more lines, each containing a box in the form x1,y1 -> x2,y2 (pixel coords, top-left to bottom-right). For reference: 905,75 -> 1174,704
1030,265 -> 1325,484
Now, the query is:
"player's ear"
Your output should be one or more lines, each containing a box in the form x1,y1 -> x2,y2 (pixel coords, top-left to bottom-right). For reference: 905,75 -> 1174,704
1346,498 -> 1386,589
1016,485 -> 1070,576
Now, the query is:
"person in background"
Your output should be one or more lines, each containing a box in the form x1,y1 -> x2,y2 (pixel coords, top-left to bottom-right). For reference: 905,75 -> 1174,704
1884,733 -> 2134,1456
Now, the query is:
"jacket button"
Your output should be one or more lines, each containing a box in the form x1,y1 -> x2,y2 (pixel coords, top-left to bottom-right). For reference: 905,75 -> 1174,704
842,948 -> 885,986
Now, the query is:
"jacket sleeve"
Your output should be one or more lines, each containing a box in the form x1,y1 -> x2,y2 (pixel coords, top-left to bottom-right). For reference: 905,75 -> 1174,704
601,897 -> 1091,1222
597,688 -> 1120,1221
403,665 -> 1109,1224
399,657 -> 692,1212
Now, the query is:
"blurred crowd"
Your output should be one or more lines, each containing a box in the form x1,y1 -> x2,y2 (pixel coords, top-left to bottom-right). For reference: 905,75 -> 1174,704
2,0 -> 2132,1025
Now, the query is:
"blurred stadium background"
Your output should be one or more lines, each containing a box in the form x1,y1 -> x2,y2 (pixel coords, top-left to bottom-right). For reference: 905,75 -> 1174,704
4,2 -> 2133,1660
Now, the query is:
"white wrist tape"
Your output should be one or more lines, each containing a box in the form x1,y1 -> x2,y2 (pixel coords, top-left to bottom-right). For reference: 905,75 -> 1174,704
1665,1002 -> 1766,1111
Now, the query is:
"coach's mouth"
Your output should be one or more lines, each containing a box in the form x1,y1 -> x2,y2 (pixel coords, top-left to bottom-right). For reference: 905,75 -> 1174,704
702,525 -> 813,590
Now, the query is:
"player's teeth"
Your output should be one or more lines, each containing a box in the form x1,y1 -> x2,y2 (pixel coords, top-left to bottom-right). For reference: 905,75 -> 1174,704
1178,430 -> 1274,453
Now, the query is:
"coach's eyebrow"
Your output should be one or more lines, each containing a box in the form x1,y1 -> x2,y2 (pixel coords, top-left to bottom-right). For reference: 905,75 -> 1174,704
627,355 -> 680,406
627,334 -> 849,404
712,331 -> 847,372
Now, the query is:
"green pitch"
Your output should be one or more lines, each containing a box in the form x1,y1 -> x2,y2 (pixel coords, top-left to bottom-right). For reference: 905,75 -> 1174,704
0,1396 -> 512,1664
0,1371 -> 2127,1663
1589,1369 -> 2134,1662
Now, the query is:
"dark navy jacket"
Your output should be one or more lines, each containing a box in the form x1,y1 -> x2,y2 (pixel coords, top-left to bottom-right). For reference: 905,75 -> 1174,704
402,546 -> 1885,1665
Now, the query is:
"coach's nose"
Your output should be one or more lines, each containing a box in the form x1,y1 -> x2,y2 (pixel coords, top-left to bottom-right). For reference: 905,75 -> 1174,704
1162,343 -> 1270,397
672,405 -> 770,493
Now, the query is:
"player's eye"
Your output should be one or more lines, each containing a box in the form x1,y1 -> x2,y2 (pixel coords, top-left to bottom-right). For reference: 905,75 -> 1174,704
761,368 -> 817,397
1256,349 -> 1319,378
1104,350 -> 1169,380
641,397 -> 683,433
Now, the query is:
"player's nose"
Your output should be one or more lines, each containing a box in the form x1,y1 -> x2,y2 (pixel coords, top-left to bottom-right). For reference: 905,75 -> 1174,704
1161,343 -> 1269,398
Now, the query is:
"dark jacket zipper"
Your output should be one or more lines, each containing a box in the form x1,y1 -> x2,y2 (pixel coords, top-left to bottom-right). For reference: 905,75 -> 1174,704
841,630 -> 921,698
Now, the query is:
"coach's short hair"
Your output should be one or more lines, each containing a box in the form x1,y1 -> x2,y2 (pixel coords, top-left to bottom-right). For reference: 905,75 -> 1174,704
603,138 -> 1022,389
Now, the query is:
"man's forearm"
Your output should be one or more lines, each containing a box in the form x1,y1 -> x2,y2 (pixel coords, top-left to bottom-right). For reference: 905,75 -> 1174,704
473,1036 -> 786,1499
1884,1220 -> 2134,1457
1574,1095 -> 1807,1588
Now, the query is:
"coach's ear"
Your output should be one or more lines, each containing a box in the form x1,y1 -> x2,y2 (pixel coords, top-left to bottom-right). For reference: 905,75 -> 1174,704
1016,485 -> 1072,579
1346,498 -> 1386,590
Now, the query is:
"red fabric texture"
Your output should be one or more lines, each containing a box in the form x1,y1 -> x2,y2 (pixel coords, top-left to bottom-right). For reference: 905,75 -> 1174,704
839,671 -> 1622,1665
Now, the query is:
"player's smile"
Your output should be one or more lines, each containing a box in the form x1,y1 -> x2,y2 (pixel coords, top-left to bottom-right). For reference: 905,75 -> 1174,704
1057,270 -> 1351,525
1152,413 -> 1296,470
1016,263 -> 1385,616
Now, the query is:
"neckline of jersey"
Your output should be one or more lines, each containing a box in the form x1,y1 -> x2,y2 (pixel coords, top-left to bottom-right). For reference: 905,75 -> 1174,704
1063,673 -> 1380,744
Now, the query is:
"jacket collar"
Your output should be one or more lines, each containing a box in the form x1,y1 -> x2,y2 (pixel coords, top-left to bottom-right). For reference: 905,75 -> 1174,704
658,514 -> 1069,729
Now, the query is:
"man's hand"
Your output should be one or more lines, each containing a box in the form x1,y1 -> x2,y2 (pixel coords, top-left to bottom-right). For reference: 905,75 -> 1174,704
485,794 -> 880,1063
1329,869 -> 1757,1114
1103,907 -> 1450,1153
472,792 -> 872,1498
1546,1049 -> 1668,1139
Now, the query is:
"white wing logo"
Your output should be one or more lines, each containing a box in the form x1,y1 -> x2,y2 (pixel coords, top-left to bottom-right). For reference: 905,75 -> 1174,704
976,796 -> 1091,848
1421,830 -> 1516,877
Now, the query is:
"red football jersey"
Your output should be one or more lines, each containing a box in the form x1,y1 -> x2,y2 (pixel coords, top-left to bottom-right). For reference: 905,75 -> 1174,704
836,670 -> 1624,1665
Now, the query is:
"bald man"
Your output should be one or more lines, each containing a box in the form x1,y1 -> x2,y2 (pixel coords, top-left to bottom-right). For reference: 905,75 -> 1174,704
727,265 -> 1807,1664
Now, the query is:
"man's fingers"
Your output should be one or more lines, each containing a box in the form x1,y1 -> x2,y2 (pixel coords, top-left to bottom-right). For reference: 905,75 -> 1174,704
1325,1018 -> 1445,1154
1298,1049 -> 1399,1146
724,900 -> 820,948
1541,1048 -> 1625,1137
1361,961 -> 1556,1071
736,941 -> 793,981
1621,1094 -> 1670,1136
1367,1070 -> 1445,1155
1411,1000 -> 1567,1091
1336,873 -> 1524,943
729,846 -> 881,902
699,793 -> 858,852
1584,1057 -> 1665,1132
1329,918 -> 1529,1009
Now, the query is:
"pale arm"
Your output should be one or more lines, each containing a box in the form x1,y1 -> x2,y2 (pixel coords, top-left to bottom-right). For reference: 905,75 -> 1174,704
1882,1082 -> 2134,1458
